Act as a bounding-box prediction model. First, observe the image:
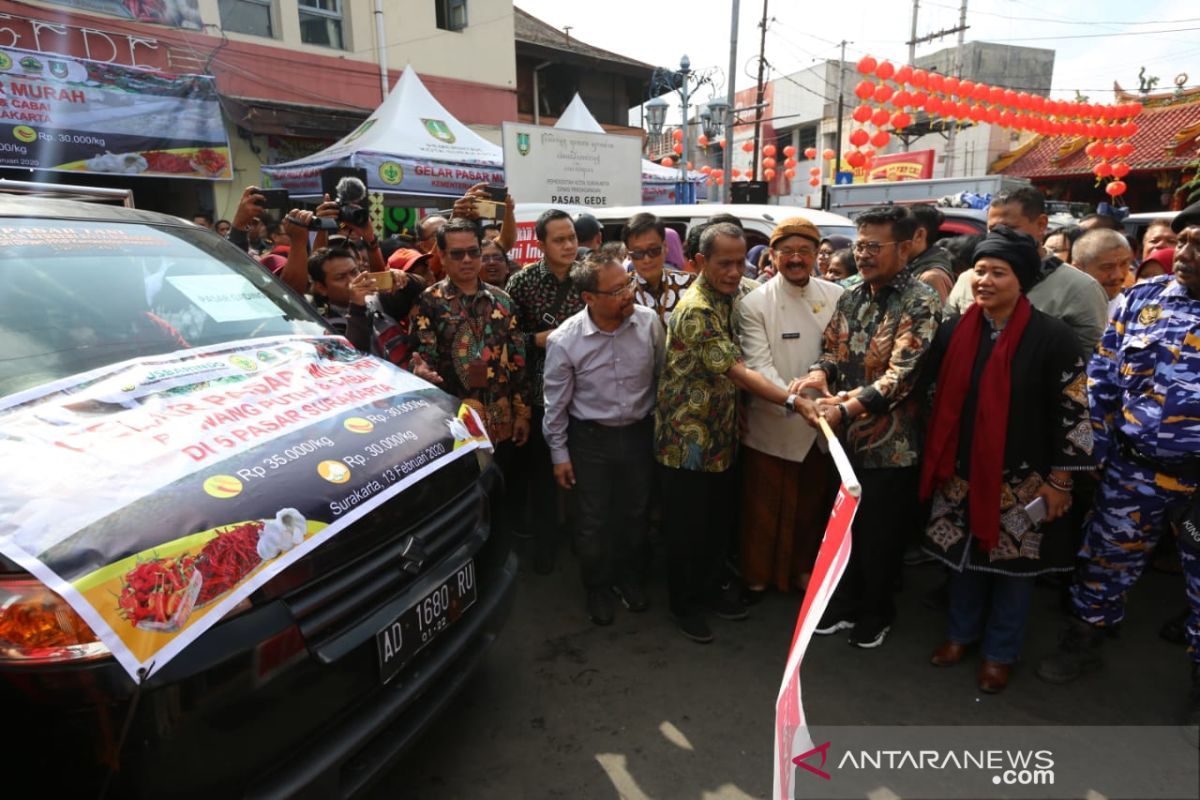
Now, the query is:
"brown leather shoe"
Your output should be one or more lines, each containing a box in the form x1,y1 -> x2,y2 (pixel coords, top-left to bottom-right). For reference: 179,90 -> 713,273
930,641 -> 969,666
978,660 -> 1011,693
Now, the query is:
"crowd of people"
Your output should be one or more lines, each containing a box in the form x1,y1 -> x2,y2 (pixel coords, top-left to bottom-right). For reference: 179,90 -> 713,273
219,183 -> 1200,718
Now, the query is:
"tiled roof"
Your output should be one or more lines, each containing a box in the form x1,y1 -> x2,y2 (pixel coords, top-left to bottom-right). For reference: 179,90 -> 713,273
993,96 -> 1200,178
513,7 -> 651,70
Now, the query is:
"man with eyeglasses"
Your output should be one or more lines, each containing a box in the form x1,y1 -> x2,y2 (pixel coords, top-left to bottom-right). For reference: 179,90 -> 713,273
416,214 -> 448,280
411,219 -> 530,533
796,205 -> 942,649
736,218 -> 844,598
543,246 -> 665,625
506,208 -> 586,573
657,222 -> 822,643
945,187 -> 1108,354
624,212 -> 695,327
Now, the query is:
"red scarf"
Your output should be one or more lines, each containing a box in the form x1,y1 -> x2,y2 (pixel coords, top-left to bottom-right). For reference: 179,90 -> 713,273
919,296 -> 1032,551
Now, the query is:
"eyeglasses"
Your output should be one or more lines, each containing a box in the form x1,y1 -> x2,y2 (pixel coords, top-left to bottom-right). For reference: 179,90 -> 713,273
775,247 -> 817,260
852,240 -> 904,256
627,244 -> 664,261
480,254 -> 507,264
590,277 -> 637,297
816,250 -> 834,261
445,247 -> 482,261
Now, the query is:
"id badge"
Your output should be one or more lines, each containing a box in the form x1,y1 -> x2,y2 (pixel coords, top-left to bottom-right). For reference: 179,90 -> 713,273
467,359 -> 489,388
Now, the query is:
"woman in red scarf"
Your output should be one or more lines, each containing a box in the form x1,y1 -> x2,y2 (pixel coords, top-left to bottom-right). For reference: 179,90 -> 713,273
919,226 -> 1094,694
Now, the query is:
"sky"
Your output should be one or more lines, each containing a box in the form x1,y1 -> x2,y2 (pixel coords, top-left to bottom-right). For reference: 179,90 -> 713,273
515,0 -> 1200,119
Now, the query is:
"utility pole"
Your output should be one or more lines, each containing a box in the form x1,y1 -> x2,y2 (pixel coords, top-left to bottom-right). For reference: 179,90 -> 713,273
722,0 -> 739,204
943,0 -> 968,178
830,39 -> 847,209
750,0 -> 768,181
908,0 -> 919,66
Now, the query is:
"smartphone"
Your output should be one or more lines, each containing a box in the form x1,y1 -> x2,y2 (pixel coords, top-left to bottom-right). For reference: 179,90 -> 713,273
1024,497 -> 1048,525
257,189 -> 289,210
485,183 -> 507,202
541,312 -> 557,328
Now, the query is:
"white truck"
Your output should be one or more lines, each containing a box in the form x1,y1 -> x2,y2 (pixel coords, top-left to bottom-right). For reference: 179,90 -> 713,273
827,175 -> 1032,218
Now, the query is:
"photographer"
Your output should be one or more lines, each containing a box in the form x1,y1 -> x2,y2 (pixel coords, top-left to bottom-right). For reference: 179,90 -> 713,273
287,209 -> 425,366
311,177 -> 388,274
452,182 -> 516,253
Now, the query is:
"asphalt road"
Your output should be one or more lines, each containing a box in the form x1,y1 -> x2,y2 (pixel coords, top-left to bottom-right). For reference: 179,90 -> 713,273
371,542 -> 1191,799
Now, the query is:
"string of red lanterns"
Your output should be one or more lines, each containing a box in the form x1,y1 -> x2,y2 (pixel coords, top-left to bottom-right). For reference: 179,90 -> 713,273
841,54 -> 1143,196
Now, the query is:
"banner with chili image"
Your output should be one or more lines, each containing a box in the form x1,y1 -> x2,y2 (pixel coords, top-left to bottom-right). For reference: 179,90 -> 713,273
0,336 -> 490,680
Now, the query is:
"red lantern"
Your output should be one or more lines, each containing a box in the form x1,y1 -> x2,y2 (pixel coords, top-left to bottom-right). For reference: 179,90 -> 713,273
911,68 -> 929,88
808,177 -> 820,187
719,138 -> 727,148
944,76 -> 961,96
783,145 -> 797,157
892,111 -> 912,129
809,166 -> 821,176
705,178 -> 714,186
762,157 -> 777,169
856,55 -> 878,75
804,146 -> 817,159
662,157 -> 674,168
697,134 -> 709,147
763,144 -> 778,157
969,105 -> 986,123
672,142 -> 683,155
927,72 -> 945,93
871,108 -> 891,127
822,148 -> 835,161
785,158 -> 798,168
732,168 -> 741,177
741,140 -> 755,153
849,128 -> 869,147
988,86 -> 1005,105
892,90 -> 912,109
855,79 -> 876,100
1093,162 -> 1113,178
1085,141 -> 1103,158
672,128 -> 683,141
853,104 -> 873,123
870,130 -> 891,148
895,65 -> 913,85
972,83 -> 990,103
1116,142 -> 1134,157
700,165 -> 712,174
910,90 -> 928,109
875,61 -> 896,81
846,150 -> 866,168
1105,180 -> 1127,197
1112,162 -> 1130,178
764,168 -> 777,181
985,107 -> 1000,124
1102,143 -> 1119,160
686,161 -> 693,170
1003,89 -> 1019,108
926,96 -> 944,114
715,176 -> 724,185
785,168 -> 796,179
873,84 -> 894,104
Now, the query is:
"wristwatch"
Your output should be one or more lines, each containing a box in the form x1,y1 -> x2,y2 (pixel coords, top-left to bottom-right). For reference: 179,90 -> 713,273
784,393 -> 798,413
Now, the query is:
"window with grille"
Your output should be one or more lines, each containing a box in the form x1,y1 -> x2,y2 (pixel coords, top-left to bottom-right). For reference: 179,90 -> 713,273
299,0 -> 344,49
219,0 -> 273,38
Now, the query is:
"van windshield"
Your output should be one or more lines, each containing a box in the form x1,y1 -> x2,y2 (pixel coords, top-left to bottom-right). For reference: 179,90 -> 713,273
0,219 -> 328,399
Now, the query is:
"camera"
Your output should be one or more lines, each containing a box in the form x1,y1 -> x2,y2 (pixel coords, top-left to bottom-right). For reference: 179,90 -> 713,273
334,176 -> 370,227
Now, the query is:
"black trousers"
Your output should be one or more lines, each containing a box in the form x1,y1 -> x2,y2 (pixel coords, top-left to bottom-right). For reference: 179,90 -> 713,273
515,406 -> 564,552
566,417 -> 653,589
827,466 -> 919,628
659,464 -> 736,617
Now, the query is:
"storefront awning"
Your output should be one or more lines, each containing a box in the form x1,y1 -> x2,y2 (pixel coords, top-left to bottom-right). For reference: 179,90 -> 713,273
221,96 -> 368,139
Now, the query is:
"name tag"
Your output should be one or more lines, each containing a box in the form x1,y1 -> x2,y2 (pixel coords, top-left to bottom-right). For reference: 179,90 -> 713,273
781,332 -> 800,340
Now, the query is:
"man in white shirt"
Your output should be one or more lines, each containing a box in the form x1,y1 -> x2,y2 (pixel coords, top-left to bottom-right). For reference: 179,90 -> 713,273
544,247 -> 665,625
736,218 -> 845,596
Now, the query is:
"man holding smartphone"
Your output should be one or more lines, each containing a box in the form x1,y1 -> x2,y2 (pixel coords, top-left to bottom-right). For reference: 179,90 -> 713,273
506,208 -> 585,573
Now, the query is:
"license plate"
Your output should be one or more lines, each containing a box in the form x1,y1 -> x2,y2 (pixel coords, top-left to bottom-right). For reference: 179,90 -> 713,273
376,560 -> 477,684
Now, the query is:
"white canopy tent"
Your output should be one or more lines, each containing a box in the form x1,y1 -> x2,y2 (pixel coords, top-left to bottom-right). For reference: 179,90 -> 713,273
261,66 -> 504,199
553,93 -> 706,205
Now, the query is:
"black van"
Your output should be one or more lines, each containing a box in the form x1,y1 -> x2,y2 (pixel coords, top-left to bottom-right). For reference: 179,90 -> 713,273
0,195 -> 516,797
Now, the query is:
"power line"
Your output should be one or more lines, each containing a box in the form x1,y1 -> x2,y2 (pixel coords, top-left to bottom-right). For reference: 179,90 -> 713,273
922,1 -> 1200,27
